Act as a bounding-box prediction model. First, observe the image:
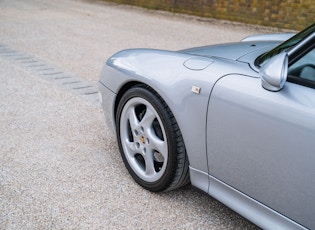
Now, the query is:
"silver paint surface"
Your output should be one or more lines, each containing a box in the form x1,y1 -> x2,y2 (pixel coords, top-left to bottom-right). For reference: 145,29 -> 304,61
99,32 -> 314,229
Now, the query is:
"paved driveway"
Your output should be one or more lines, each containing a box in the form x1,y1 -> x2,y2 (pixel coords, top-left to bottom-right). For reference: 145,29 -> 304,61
0,0 -> 277,228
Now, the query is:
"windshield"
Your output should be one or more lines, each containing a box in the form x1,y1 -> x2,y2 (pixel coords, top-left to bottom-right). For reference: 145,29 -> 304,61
256,23 -> 315,66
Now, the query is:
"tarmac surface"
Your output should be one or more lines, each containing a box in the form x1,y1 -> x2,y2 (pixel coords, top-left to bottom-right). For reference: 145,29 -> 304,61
0,0 -> 282,228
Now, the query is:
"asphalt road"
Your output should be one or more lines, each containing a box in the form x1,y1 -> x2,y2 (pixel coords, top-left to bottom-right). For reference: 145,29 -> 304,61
0,0 -> 280,229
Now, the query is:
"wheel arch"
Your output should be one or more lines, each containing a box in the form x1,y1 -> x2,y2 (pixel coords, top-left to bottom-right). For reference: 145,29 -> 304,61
114,81 -> 142,127
102,49 -> 219,186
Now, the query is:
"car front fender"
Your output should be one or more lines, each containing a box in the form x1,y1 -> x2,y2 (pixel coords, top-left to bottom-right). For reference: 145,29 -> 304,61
99,48 -> 257,192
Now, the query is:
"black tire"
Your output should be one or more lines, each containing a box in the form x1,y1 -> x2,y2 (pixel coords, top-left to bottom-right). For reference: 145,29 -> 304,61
116,85 -> 190,192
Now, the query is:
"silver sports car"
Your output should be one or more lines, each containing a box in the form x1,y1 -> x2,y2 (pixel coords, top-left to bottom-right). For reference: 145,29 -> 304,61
99,23 -> 315,229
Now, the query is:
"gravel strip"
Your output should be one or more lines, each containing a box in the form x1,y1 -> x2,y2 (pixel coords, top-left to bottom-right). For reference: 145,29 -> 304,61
0,44 -> 100,106
0,0 -> 274,228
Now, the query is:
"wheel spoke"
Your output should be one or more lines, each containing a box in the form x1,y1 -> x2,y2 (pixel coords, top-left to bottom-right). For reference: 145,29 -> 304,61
144,151 -> 156,176
124,139 -> 137,156
127,106 -> 139,131
139,107 -> 156,130
148,131 -> 167,158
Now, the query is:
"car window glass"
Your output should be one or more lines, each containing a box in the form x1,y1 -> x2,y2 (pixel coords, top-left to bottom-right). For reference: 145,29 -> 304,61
256,24 -> 315,66
288,47 -> 315,82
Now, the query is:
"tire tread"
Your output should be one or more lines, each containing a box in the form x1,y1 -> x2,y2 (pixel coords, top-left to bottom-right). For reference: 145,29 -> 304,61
143,85 -> 190,192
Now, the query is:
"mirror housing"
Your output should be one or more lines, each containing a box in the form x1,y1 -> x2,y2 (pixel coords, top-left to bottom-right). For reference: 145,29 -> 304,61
259,52 -> 288,92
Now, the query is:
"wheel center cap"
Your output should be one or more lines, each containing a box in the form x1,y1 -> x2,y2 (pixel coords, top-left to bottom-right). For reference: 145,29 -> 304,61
140,135 -> 146,144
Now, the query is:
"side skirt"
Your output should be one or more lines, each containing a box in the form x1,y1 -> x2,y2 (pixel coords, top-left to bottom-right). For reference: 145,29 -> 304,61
189,167 -> 209,193
208,175 -> 307,230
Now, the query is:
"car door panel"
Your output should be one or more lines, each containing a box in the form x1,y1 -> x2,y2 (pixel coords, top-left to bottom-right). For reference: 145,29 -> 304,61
207,74 -> 315,229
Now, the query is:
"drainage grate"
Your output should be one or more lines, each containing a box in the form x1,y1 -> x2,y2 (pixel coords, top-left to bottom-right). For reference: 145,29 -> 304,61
0,43 -> 100,107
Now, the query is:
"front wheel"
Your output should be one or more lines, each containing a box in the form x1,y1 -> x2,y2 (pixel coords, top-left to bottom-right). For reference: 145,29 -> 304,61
116,85 -> 189,192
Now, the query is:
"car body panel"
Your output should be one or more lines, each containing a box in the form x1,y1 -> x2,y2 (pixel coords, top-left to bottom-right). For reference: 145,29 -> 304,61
208,175 -> 307,230
207,74 -> 315,229
181,41 -> 280,61
241,33 -> 296,42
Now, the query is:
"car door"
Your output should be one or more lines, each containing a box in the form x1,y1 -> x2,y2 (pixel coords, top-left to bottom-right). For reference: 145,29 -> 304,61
206,48 -> 315,229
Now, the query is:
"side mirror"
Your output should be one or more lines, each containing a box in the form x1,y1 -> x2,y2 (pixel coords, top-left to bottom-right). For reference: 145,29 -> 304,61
259,52 -> 288,92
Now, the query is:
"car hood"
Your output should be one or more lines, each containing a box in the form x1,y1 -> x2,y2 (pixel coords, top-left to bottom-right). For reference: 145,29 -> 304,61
180,41 -> 280,61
